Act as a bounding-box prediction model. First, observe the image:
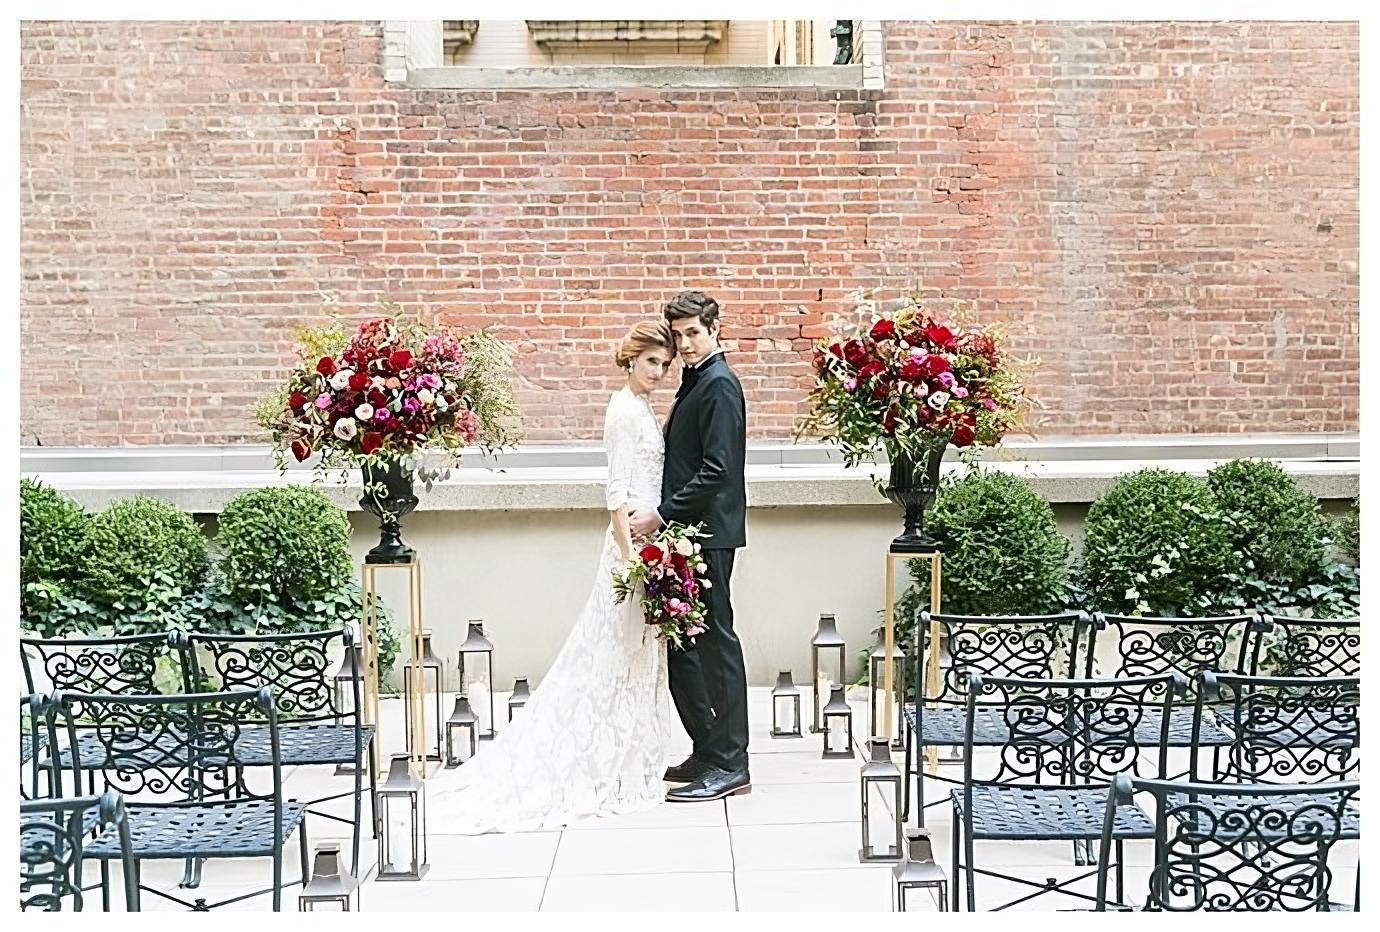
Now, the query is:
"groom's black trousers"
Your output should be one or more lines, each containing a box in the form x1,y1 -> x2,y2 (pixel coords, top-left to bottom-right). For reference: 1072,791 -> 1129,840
668,548 -> 749,774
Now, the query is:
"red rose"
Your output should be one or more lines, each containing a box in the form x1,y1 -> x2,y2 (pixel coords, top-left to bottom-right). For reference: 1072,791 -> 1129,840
368,389 -> 387,408
869,319 -> 897,341
951,423 -> 976,447
388,350 -> 413,372
925,324 -> 957,350
315,356 -> 337,376
882,406 -> 899,437
856,360 -> 886,381
842,339 -> 869,367
898,360 -> 925,382
359,432 -> 384,455
290,439 -> 311,462
828,342 -> 845,360
348,371 -> 369,392
922,354 -> 952,378
288,391 -> 307,411
871,382 -> 890,401
638,544 -> 664,565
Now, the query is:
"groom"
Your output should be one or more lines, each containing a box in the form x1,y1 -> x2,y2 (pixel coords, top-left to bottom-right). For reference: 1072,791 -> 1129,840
629,290 -> 750,802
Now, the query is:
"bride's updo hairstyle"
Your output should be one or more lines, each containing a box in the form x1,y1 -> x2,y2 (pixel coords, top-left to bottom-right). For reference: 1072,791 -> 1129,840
615,320 -> 676,370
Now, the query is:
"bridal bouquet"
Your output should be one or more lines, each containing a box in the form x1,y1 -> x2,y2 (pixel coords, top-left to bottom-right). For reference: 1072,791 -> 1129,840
612,523 -> 711,649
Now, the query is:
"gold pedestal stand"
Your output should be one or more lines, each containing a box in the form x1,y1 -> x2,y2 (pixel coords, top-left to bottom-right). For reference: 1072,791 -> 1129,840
361,558 -> 428,780
881,548 -> 942,773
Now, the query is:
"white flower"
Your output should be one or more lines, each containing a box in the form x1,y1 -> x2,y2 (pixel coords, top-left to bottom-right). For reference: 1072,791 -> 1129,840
695,562 -> 707,574
332,418 -> 358,441
674,538 -> 694,557
692,543 -> 702,553
928,391 -> 951,410
354,403 -> 374,421
417,388 -> 434,405
371,376 -> 386,390
702,579 -> 712,588
329,369 -> 353,390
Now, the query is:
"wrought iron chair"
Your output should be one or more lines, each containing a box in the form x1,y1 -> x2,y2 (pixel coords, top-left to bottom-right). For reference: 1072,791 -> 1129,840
178,628 -> 375,878
1250,614 -> 1359,678
1095,776 -> 1360,911
20,791 -> 140,911
950,670 -> 1182,911
900,610 -> 1093,824
21,693 -> 50,800
20,632 -> 186,793
1194,671 -> 1360,786
47,686 -> 310,912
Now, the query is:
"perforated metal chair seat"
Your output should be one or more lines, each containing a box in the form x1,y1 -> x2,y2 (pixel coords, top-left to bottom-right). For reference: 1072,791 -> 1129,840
953,785 -> 1155,842
236,723 -> 375,766
84,799 -> 308,860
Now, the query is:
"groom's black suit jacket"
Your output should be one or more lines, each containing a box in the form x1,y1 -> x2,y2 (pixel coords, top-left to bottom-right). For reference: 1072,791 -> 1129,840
659,351 -> 747,550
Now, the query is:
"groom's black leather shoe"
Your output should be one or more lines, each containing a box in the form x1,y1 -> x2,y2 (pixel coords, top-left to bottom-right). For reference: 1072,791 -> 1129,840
665,767 -> 751,802
663,756 -> 713,783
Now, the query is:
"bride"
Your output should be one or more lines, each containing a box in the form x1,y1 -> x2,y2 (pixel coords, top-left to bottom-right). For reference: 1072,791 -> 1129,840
426,321 -> 677,833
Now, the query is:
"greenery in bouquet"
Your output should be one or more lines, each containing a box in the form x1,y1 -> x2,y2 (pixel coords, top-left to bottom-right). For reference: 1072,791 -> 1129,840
798,293 -> 1035,473
257,306 -> 522,487
612,523 -> 711,650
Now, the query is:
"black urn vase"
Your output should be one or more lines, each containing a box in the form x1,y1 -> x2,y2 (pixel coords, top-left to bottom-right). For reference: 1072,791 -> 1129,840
360,458 -> 420,564
882,442 -> 947,553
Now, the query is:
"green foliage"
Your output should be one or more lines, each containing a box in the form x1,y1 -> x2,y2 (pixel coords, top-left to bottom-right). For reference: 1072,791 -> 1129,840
216,487 -> 353,603
1207,459 -> 1329,589
1079,469 -> 1242,616
19,479 -> 92,630
1337,496 -> 1360,564
83,496 -> 210,609
904,469 -> 1069,617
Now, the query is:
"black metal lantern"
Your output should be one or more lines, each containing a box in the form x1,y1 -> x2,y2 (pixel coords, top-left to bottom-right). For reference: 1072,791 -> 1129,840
443,694 -> 479,768
298,842 -> 359,911
376,754 -> 428,881
869,640 -> 907,749
859,738 -> 903,862
892,828 -> 948,911
333,632 -> 364,776
821,684 -> 854,759
403,629 -> 444,762
507,677 -> 530,722
811,613 -> 846,733
770,670 -> 803,738
456,620 -> 496,740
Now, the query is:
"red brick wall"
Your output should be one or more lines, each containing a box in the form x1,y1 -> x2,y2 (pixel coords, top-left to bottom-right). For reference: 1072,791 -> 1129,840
20,20 -> 1359,446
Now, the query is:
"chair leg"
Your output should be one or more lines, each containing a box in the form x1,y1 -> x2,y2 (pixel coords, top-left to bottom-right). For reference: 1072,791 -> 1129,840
299,819 -> 311,889
368,744 -> 381,840
963,820 -> 977,912
351,758 -> 364,878
100,859 -> 111,912
950,814 -> 961,912
272,841 -> 283,912
916,746 -> 928,828
1115,839 -> 1125,905
901,727 -> 912,822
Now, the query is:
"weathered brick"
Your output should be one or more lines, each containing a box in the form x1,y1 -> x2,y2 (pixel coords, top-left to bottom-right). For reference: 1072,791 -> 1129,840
17,20 -> 1359,447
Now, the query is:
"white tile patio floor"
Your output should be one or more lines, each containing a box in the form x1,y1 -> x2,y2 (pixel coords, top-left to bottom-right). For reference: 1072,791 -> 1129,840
92,687 -> 1359,912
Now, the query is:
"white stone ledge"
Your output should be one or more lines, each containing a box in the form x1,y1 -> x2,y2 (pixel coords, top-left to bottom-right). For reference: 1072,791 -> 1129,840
20,435 -> 1359,514
403,64 -> 865,90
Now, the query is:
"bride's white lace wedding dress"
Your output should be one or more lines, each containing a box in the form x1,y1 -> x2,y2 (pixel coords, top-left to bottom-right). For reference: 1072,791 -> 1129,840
426,387 -> 671,833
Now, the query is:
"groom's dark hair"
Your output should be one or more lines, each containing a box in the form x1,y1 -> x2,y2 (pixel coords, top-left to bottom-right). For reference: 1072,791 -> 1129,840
663,290 -> 721,331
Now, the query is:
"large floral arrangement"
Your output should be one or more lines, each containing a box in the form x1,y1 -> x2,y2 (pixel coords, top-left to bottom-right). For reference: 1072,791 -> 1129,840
612,523 -> 711,649
256,309 -> 522,478
799,297 -> 1034,468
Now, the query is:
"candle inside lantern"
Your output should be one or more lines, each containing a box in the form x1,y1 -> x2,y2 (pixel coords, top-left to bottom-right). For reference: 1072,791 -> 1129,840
827,715 -> 848,755
866,781 -> 898,858
775,696 -> 795,734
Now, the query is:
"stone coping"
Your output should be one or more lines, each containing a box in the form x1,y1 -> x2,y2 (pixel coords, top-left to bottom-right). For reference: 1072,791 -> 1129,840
21,435 -> 1359,514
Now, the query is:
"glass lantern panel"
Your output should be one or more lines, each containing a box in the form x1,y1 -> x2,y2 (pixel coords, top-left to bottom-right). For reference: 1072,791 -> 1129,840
825,716 -> 849,754
462,661 -> 493,735
381,795 -> 415,874
865,779 -> 899,857
773,696 -> 796,734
